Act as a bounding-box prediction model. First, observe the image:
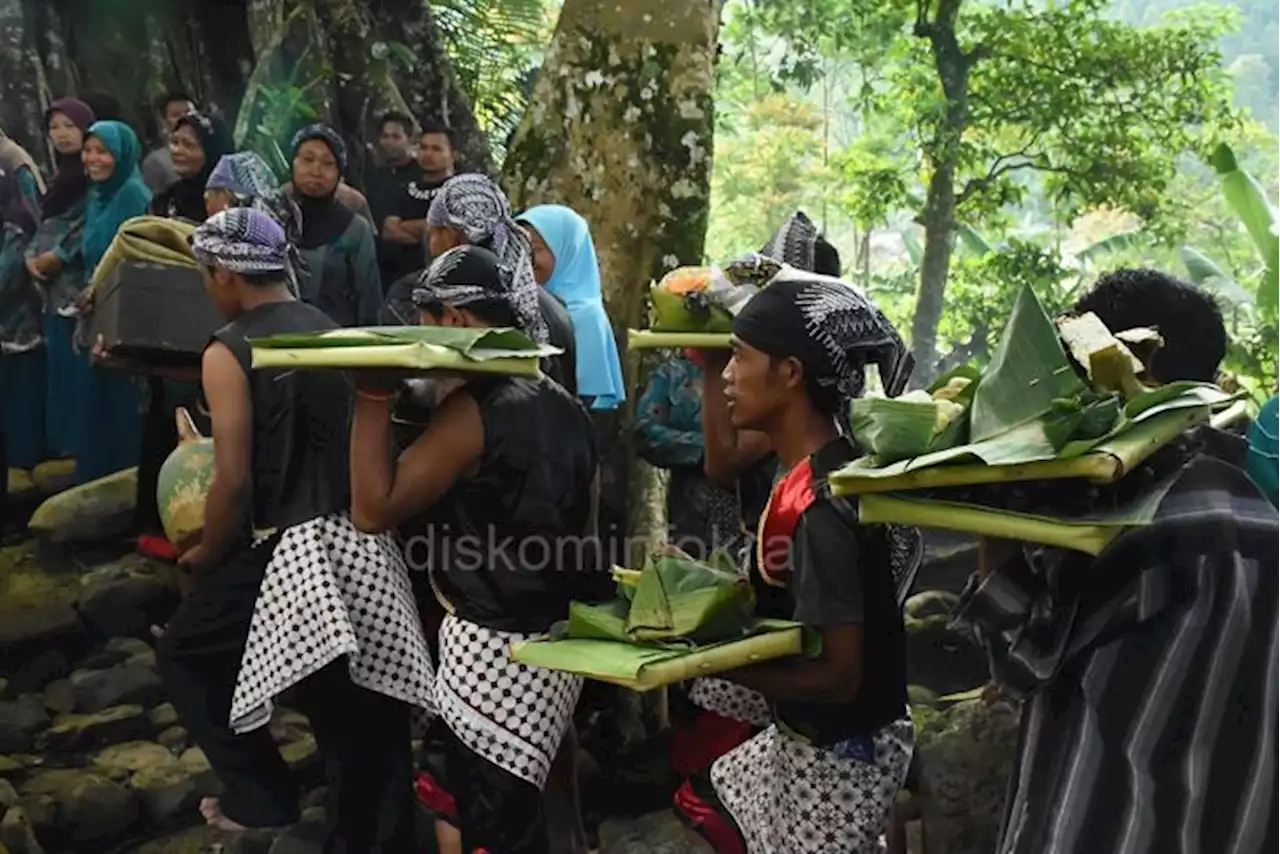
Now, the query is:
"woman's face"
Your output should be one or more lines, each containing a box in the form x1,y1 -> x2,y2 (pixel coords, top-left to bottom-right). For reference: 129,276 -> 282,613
170,123 -> 206,179
292,139 -> 340,199
82,136 -> 116,183
204,188 -> 233,218
48,112 -> 84,156
428,225 -> 466,259
521,225 -> 555,285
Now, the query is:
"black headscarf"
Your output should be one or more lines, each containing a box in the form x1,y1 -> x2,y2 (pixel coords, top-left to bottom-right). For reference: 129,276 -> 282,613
733,275 -> 913,408
154,111 -> 235,222
41,98 -> 95,219
290,124 -> 354,249
760,210 -> 841,276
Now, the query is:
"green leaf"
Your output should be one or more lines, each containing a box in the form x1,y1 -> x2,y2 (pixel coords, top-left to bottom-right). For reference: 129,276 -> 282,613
968,285 -> 1086,443
1177,247 -> 1255,307
958,224 -> 995,258
249,325 -> 545,355
1209,143 -> 1279,314
1078,230 -> 1144,262
848,396 -> 942,465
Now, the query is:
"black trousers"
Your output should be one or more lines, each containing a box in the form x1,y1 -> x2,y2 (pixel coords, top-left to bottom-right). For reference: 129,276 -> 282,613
157,538 -> 417,851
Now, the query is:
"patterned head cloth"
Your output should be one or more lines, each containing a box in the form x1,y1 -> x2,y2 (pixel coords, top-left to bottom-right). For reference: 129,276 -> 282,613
413,244 -> 534,331
290,124 -> 348,174
424,174 -> 548,342
760,211 -> 841,276
207,152 -> 303,237
733,275 -> 913,406
192,207 -> 289,276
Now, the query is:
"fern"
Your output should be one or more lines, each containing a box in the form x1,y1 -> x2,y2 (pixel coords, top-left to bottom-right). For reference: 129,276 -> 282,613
430,0 -> 555,155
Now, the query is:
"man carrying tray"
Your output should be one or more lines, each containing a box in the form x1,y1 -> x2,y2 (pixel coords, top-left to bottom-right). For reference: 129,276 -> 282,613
950,269 -> 1278,854
158,209 -> 433,850
674,275 -> 922,854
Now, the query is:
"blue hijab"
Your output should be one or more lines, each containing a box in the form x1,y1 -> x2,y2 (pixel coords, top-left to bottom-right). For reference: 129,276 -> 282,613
82,121 -> 151,276
519,205 -> 625,410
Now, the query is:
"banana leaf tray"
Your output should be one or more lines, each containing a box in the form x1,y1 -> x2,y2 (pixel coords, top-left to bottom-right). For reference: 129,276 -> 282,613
627,329 -> 731,351
249,326 -> 558,377
509,619 -> 805,692
832,397 -> 1221,497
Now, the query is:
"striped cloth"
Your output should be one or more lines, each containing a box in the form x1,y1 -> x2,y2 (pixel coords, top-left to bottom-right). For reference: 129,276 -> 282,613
953,450 -> 1278,854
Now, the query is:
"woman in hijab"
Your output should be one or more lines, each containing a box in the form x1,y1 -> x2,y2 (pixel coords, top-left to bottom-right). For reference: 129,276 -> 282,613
74,120 -> 152,484
518,205 -> 625,410
675,276 -> 920,854
0,126 -> 47,477
23,98 -> 94,461
150,111 -> 235,222
351,244 -> 600,854
287,124 -> 382,326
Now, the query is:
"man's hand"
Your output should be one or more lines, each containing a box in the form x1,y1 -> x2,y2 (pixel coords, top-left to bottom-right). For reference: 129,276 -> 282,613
25,251 -> 61,281
178,543 -> 209,574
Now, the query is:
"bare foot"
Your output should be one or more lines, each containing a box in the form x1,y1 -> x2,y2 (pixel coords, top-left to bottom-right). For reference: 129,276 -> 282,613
200,797 -> 249,832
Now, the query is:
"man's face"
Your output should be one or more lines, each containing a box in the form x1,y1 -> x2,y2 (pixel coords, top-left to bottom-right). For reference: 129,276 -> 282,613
201,265 -> 241,320
419,303 -> 476,328
723,337 -> 797,430
379,121 -> 411,162
163,99 -> 193,134
417,133 -> 455,176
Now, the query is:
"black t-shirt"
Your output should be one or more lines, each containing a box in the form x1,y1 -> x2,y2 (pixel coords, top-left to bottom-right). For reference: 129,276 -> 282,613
767,439 -> 908,743
378,170 -> 446,285
368,160 -> 423,226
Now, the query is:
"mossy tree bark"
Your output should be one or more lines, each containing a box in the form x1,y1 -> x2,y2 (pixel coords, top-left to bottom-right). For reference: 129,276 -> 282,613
502,0 -> 725,567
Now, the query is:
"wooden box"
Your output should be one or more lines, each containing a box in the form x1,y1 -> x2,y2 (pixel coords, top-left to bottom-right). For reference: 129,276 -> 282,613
91,262 -> 222,365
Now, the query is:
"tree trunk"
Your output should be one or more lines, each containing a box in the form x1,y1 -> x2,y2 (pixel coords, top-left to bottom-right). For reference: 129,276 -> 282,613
502,0 -> 723,562
0,0 -> 53,161
909,0 -> 970,384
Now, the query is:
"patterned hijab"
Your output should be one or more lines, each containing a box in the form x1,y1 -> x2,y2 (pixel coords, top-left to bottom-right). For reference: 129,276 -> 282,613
191,208 -> 289,276
208,152 -> 306,295
425,174 -> 547,342
733,275 -> 913,406
760,210 -> 841,276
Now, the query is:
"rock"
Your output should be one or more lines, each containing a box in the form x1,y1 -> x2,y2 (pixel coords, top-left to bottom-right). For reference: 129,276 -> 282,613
55,772 -> 138,845
0,610 -> 82,672
14,797 -> 51,840
905,589 -> 961,620
916,698 -> 1019,854
0,698 -> 47,754
5,651 -> 71,699
267,820 -> 326,854
149,703 -> 179,730
0,806 -> 43,854
917,531 -> 980,595
106,637 -> 154,659
78,649 -> 132,671
41,704 -> 149,752
131,761 -> 198,828
6,469 -> 35,497
177,747 -> 219,797
123,824 -> 220,853
79,559 -> 179,641
0,680 -> 8,700
281,735 -> 320,777
0,781 -> 14,811
69,664 -> 164,713
904,608 -> 988,697
0,758 -> 23,780
39,681 -> 74,717
156,726 -> 189,753
30,461 -> 75,496
27,468 -> 138,545
92,741 -> 181,781
597,811 -> 712,854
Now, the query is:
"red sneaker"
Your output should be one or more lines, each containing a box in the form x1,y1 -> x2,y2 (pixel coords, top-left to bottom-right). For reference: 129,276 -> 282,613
137,534 -> 179,562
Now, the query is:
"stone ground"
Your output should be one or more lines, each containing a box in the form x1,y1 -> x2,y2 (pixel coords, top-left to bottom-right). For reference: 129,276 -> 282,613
1,468 -> 1013,854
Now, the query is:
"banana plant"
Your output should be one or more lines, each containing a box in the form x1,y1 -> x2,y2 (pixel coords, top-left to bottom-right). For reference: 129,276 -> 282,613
1208,142 -> 1279,314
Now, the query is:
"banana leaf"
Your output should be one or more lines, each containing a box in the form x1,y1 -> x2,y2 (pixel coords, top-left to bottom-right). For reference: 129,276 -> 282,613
856,467 -> 1181,556
1209,143 -> 1279,314
624,551 -> 754,645
628,329 -> 731,351
249,325 -> 558,376
968,285 -> 1086,443
848,396 -> 941,464
831,404 -> 1210,496
509,619 -> 806,692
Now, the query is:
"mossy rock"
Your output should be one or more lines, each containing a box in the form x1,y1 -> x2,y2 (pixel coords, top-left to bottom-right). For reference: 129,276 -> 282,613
41,704 -> 149,752
28,467 -> 138,545
91,741 -> 181,780
5,470 -> 34,498
0,542 -> 78,616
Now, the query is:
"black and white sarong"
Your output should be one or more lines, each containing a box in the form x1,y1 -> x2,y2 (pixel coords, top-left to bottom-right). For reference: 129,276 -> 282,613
434,614 -> 582,790
710,715 -> 914,853
230,512 -> 435,733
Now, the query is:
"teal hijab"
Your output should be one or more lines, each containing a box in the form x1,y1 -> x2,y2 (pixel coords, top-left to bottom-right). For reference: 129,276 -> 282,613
82,120 -> 151,275
1246,394 -> 1278,508
518,204 -> 625,410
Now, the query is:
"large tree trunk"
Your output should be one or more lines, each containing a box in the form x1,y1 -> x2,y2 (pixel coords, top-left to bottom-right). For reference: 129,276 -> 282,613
0,0 -> 54,160
503,0 -> 724,553
501,0 -> 724,755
